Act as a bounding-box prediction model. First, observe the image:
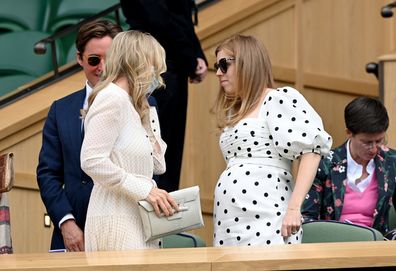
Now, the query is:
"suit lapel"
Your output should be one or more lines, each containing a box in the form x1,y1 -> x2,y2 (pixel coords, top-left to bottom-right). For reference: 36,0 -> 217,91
373,150 -> 388,223
67,89 -> 86,158
330,144 -> 348,220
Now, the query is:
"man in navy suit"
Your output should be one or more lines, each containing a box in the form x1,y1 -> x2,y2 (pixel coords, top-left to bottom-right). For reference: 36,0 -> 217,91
37,20 -> 122,251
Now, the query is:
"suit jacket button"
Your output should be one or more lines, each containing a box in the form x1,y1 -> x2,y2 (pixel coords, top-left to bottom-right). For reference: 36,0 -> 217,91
82,180 -> 87,184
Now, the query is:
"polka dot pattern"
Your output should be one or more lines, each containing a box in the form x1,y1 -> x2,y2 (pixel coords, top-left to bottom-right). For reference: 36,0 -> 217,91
213,86 -> 331,247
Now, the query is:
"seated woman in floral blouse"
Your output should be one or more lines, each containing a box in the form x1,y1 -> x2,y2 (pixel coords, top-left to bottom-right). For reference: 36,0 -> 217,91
302,96 -> 396,236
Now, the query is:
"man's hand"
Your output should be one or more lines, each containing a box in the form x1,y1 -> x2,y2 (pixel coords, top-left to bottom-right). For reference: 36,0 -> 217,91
189,58 -> 208,83
60,219 -> 85,252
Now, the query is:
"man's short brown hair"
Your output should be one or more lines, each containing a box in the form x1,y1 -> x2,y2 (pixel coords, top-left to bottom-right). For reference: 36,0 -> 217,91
76,20 -> 122,55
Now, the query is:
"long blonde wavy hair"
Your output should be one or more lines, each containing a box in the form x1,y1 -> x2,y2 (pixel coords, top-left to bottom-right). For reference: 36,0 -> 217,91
87,30 -> 166,120
212,34 -> 274,129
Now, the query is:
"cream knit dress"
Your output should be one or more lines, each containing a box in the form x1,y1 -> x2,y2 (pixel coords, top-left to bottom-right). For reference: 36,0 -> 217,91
81,82 -> 166,251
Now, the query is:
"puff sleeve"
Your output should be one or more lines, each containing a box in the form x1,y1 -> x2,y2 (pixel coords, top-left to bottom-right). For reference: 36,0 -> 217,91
262,87 -> 332,160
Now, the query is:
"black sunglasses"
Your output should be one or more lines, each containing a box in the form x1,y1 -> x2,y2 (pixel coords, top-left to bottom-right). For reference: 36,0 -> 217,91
86,55 -> 102,67
214,57 -> 235,73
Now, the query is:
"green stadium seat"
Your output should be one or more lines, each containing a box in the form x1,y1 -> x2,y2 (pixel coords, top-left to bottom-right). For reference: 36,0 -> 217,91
388,207 -> 396,230
0,0 -> 50,33
65,43 -> 78,64
0,31 -> 63,77
59,32 -> 78,65
47,0 -> 126,33
47,0 -> 126,65
302,220 -> 384,243
162,233 -> 206,248
0,74 -> 36,97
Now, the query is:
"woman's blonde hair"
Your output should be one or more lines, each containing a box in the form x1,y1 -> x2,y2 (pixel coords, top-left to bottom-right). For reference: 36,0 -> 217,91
212,34 -> 274,129
88,30 -> 166,119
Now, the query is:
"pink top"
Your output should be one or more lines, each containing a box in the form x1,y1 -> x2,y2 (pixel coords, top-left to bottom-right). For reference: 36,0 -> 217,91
340,172 -> 378,227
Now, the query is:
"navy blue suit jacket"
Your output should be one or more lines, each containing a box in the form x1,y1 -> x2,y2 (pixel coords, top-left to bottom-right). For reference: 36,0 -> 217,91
37,88 -> 92,250
37,88 -> 158,250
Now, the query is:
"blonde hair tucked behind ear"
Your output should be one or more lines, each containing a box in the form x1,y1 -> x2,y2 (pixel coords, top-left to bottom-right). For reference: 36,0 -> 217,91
212,34 -> 274,129
88,30 -> 166,120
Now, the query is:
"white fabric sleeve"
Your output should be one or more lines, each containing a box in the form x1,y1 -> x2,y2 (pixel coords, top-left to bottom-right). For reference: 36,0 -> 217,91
58,214 -> 75,228
263,86 -> 333,160
142,106 -> 167,175
80,89 -> 153,202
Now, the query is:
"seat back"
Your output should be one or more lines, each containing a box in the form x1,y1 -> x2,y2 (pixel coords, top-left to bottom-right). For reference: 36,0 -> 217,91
0,74 -> 36,97
0,0 -> 50,33
47,0 -> 126,65
59,32 -> 78,66
47,0 -> 125,33
65,43 -> 78,64
162,233 -> 206,248
389,207 -> 396,230
302,220 -> 384,243
0,31 -> 63,77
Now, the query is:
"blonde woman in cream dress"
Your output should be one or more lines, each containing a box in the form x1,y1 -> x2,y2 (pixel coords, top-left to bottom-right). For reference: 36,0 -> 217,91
81,31 -> 178,251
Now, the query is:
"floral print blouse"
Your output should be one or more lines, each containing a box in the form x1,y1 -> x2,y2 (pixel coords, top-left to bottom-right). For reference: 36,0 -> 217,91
302,141 -> 396,234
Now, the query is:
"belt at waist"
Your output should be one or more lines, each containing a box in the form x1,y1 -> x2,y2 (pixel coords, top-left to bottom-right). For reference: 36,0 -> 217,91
227,157 -> 291,171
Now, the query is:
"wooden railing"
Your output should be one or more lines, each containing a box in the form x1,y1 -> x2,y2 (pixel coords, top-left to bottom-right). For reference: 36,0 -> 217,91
1,241 -> 396,270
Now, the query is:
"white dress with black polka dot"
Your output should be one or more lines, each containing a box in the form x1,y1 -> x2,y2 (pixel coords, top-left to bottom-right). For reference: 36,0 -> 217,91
213,86 -> 332,247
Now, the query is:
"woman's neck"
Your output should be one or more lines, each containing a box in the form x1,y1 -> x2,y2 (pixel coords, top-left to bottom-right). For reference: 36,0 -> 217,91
244,87 -> 273,119
114,77 -> 130,95
349,141 -> 369,168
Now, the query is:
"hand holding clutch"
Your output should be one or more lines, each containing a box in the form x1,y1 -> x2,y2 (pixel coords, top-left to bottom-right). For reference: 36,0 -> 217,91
145,186 -> 179,217
138,186 -> 204,241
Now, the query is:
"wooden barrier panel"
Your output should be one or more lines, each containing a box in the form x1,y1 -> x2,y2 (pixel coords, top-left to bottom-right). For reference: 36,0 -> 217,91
1,241 -> 396,270
212,241 -> 396,270
379,52 -> 396,149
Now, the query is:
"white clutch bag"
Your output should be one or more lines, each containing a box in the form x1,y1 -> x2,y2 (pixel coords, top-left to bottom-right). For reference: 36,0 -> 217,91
138,186 -> 204,241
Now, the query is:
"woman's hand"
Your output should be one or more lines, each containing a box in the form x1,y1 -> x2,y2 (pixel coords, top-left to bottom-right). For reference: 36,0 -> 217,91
146,187 -> 179,217
281,208 -> 302,237
281,152 -> 320,237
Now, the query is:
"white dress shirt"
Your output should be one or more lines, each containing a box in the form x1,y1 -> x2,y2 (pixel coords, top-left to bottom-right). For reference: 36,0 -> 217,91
346,140 -> 375,192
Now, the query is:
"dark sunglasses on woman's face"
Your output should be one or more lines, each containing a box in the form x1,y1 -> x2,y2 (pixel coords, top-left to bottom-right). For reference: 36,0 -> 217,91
87,55 -> 102,67
214,57 -> 235,73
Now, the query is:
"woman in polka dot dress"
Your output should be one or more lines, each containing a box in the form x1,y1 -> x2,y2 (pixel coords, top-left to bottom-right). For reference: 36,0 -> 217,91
212,34 -> 332,247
